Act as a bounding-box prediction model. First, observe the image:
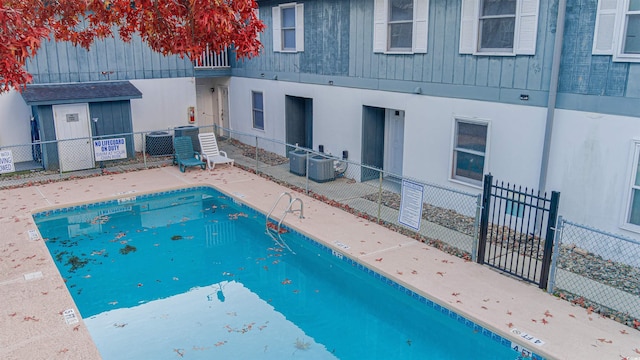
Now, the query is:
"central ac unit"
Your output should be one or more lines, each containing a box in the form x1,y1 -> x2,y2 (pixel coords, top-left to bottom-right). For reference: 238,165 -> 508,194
308,155 -> 335,182
289,150 -> 308,176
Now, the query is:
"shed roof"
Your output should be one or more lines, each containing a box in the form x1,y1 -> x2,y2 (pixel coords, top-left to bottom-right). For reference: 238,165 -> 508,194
21,81 -> 142,106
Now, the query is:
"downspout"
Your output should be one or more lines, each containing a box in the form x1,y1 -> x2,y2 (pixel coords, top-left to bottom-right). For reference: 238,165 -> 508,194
538,0 -> 567,193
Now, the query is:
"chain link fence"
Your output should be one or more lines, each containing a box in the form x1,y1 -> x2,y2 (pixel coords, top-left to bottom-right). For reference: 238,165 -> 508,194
1,124 -> 481,258
549,217 -> 640,328
217,127 -> 482,260
0,127 -> 211,188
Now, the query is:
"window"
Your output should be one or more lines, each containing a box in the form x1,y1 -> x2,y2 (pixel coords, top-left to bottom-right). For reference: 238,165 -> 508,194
505,193 -> 525,218
593,0 -> 640,62
282,7 -> 296,50
252,91 -> 264,130
625,142 -> 640,228
373,0 -> 429,53
389,0 -> 414,50
624,1 -> 640,53
479,0 -> 516,51
272,3 -> 304,52
459,0 -> 539,55
451,119 -> 489,186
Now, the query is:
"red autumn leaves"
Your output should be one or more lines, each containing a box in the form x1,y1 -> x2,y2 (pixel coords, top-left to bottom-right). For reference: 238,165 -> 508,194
0,0 -> 265,92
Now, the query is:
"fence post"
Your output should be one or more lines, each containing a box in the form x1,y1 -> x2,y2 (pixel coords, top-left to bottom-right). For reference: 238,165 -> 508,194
477,173 -> 493,264
58,139 -> 63,178
305,150 -> 310,195
471,193 -> 482,263
539,191 -> 561,290
377,171 -> 383,224
142,132 -> 147,168
254,136 -> 259,174
547,215 -> 564,294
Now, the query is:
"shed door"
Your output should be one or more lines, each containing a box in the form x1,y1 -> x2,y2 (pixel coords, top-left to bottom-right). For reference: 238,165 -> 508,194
53,103 -> 94,172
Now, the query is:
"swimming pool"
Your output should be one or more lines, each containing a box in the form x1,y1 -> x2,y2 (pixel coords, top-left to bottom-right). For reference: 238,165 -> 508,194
34,186 -> 542,359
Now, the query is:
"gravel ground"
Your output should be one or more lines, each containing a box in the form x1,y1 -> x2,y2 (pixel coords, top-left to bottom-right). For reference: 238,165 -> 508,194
558,246 -> 640,295
552,245 -> 640,329
228,138 -> 289,166
553,288 -> 640,329
363,190 -> 477,236
368,190 -> 640,292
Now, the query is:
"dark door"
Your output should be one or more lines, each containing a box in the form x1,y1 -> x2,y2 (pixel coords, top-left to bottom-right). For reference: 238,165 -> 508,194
361,106 -> 385,181
285,96 -> 313,155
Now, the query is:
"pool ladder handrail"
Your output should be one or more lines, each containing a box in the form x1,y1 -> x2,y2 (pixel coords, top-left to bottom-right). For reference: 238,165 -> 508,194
266,192 -> 304,253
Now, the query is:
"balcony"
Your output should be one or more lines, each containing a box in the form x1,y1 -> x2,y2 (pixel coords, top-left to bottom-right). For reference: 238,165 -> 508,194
193,46 -> 231,77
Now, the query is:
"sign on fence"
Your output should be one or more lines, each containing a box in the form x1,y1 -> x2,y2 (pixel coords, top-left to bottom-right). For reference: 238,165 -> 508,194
0,150 -> 15,174
398,179 -> 425,231
94,138 -> 127,161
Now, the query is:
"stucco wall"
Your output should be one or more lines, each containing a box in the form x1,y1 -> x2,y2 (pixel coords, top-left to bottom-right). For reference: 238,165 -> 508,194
546,109 -> 640,237
228,77 -> 547,189
0,90 -> 35,162
229,77 -> 640,240
129,78 -> 197,132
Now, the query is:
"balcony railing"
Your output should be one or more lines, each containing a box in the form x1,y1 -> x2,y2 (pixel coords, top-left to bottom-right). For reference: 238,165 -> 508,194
193,45 -> 229,68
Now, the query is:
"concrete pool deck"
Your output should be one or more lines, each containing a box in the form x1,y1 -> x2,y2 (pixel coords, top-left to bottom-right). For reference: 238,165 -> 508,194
1,166 -> 638,359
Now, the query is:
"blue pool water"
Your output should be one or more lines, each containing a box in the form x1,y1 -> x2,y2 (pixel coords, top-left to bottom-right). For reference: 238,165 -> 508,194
34,187 -> 539,359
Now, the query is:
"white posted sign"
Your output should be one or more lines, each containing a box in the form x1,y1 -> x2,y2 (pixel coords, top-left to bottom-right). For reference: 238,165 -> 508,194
0,150 -> 15,174
398,179 -> 425,231
94,138 -> 127,161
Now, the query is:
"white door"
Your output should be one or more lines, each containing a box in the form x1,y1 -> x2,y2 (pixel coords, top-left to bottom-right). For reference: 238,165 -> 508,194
196,85 -> 215,131
384,109 -> 405,178
218,86 -> 230,136
53,103 -> 94,172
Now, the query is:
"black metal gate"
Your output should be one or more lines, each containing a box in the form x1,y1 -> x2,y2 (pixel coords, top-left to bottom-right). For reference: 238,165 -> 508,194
477,174 -> 560,289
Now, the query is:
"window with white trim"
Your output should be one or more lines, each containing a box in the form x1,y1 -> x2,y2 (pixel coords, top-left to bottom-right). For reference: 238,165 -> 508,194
625,142 -> 640,228
451,119 -> 489,186
252,91 -> 264,130
593,0 -> 640,62
272,3 -> 304,52
459,0 -> 539,55
373,0 -> 429,53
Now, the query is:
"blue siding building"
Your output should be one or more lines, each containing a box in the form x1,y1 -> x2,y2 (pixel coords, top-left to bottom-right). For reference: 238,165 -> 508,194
228,0 -> 640,239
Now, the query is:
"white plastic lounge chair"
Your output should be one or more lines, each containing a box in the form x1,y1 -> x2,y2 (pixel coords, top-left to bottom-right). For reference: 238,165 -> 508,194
197,132 -> 234,170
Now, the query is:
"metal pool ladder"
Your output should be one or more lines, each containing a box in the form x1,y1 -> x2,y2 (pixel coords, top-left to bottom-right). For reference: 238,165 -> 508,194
266,192 -> 304,253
